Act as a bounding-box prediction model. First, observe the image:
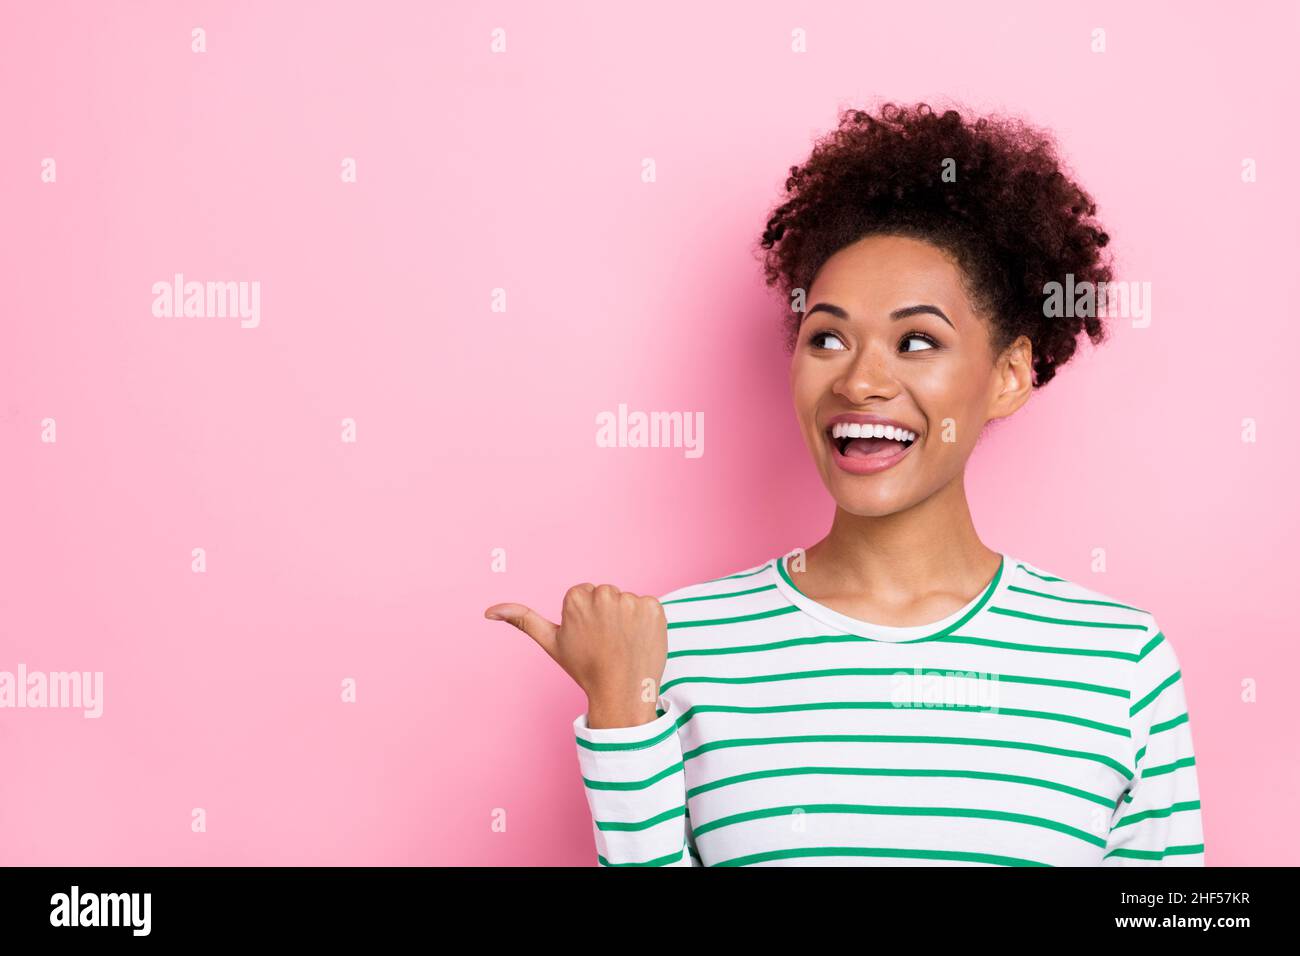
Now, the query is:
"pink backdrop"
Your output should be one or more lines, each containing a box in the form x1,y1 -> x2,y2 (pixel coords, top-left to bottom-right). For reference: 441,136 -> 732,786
2,0 -> 1296,865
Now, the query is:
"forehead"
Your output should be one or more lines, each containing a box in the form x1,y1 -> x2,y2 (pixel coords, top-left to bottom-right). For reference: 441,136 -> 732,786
807,234 -> 973,314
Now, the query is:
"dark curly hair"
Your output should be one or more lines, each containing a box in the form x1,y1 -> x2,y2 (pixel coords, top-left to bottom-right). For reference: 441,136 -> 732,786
757,101 -> 1113,388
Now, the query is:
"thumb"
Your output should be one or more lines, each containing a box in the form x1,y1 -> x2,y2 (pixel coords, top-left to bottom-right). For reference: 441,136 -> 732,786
484,603 -> 559,660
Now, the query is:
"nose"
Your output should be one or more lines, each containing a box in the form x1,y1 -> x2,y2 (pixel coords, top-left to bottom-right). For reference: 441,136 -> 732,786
831,337 -> 899,404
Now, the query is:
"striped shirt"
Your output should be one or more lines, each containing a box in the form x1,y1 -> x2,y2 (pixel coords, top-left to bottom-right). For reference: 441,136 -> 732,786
572,551 -> 1205,867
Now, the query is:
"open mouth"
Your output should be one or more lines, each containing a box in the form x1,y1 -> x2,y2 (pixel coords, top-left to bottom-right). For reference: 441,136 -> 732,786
826,422 -> 917,460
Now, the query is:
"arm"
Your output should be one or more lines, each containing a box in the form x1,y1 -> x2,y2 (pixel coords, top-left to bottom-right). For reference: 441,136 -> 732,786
1103,618 -> 1205,865
485,582 -> 688,864
574,696 -> 701,867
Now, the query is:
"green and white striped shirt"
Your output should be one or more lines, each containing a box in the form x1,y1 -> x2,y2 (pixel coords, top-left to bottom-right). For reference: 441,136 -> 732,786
573,551 -> 1205,867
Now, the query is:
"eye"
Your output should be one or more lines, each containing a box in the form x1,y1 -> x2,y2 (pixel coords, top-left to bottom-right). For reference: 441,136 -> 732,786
901,332 -> 939,353
809,330 -> 848,351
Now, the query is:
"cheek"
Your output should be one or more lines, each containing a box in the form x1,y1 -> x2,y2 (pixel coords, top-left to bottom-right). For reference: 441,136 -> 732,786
788,361 -> 824,419
913,374 -> 985,449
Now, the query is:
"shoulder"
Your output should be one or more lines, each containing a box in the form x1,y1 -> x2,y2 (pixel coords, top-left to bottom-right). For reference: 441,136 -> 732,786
1002,555 -> 1151,620
652,556 -> 781,617
1002,555 -> 1176,663
654,556 -> 778,605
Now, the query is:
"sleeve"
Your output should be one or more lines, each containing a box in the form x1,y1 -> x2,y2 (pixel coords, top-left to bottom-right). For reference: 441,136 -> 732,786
573,694 -> 701,867
1103,618 -> 1205,865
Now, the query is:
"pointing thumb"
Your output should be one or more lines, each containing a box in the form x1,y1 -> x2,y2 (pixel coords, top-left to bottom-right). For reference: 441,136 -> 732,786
485,603 -> 559,660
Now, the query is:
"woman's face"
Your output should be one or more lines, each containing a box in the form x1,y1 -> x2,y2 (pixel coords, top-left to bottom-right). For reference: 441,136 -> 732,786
790,233 -> 1032,517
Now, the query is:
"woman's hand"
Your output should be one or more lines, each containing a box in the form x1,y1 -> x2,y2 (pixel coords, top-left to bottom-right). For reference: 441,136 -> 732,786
485,584 -> 668,729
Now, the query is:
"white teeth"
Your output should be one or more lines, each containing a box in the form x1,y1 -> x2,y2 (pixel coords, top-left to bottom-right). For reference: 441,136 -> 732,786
829,422 -> 916,443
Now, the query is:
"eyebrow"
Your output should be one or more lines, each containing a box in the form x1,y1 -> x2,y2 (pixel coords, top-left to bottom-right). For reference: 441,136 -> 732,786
805,302 -> 955,330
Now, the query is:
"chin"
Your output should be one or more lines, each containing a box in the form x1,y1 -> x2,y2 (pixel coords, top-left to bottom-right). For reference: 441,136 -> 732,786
831,495 -> 915,518
819,472 -> 918,517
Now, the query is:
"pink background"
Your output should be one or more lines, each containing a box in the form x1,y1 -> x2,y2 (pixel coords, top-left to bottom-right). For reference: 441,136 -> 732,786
2,0 -> 1296,865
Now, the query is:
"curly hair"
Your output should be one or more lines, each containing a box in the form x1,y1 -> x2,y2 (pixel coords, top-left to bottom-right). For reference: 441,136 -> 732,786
757,101 -> 1114,388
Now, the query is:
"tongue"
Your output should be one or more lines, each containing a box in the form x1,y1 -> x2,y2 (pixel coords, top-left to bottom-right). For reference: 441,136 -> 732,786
844,437 -> 904,459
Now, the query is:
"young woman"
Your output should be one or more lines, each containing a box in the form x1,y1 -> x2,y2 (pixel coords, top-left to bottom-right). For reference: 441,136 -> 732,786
485,102 -> 1204,867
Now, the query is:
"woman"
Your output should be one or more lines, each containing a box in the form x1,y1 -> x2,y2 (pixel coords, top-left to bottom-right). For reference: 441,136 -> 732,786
485,102 -> 1204,867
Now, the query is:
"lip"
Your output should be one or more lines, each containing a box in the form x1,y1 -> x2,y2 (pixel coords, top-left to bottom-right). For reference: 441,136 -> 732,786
822,412 -> 920,476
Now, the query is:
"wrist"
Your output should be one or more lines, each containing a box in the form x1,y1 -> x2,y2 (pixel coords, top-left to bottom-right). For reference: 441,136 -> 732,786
586,697 -> 660,730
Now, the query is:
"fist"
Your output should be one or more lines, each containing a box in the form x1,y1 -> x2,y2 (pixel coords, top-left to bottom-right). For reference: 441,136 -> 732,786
485,583 -> 668,728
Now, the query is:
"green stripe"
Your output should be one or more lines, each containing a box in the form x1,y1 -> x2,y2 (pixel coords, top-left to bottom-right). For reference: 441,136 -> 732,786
987,606 -> 1149,630
596,803 -> 686,832
668,631 -> 1140,664
1112,800 -> 1200,830
667,604 -> 801,629
674,700 -> 1129,738
1103,843 -> 1204,861
1150,712 -> 1188,735
776,554 -> 809,596
1137,631 -> 1165,661
1007,584 -> 1144,612
661,584 -> 777,605
1141,755 -> 1195,778
776,551 -> 1005,643
597,844 -> 688,867
668,634 -> 868,658
1131,672 -> 1180,717
703,563 -> 774,583
938,635 -> 1138,661
582,760 -> 683,791
715,845 -> 1050,867
1017,564 -> 1064,583
692,802 -> 1105,847
661,666 -> 1127,699
576,719 -> 678,752
680,733 -> 1133,780
686,764 -> 1118,808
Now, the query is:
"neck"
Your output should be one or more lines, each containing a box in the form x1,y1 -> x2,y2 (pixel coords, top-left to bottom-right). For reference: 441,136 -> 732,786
802,471 -> 999,600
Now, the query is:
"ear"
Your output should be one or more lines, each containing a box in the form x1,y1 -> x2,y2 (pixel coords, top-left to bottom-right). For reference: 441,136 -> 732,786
986,334 -> 1034,423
